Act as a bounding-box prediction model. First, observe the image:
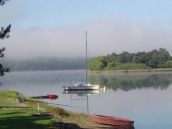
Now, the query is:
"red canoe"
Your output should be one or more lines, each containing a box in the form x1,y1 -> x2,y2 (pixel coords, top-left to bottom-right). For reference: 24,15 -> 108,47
90,114 -> 134,127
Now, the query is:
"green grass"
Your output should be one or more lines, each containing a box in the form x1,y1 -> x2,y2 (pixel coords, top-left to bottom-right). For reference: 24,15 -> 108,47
0,90 -> 19,106
0,109 -> 53,129
24,97 -> 103,128
0,90 -> 103,129
0,91 -> 55,129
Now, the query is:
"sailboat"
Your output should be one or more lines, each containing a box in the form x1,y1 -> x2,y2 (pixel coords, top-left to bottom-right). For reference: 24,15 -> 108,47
64,31 -> 100,91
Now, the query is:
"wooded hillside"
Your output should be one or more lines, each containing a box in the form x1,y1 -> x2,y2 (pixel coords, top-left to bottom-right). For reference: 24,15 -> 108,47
89,48 -> 172,71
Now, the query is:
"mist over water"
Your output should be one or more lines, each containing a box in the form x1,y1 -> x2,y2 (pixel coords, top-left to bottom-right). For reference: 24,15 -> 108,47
0,70 -> 172,129
2,57 -> 86,71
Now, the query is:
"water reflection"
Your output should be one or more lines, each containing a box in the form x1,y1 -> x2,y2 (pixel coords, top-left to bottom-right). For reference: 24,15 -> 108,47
63,90 -> 135,129
63,90 -> 100,96
63,90 -> 100,114
89,72 -> 172,91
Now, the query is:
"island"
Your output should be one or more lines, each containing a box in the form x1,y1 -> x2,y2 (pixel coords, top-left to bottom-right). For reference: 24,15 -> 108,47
89,48 -> 172,71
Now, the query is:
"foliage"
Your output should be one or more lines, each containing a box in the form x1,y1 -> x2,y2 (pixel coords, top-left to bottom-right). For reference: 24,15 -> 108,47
0,90 -> 20,98
163,60 -> 172,68
0,91 -> 19,106
89,56 -> 108,70
57,107 -> 70,117
0,0 -> 11,76
89,48 -> 171,70
0,0 -> 8,5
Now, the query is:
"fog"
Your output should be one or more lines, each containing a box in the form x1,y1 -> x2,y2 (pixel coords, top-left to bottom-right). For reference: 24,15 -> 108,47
1,0 -> 172,60
2,18 -> 172,60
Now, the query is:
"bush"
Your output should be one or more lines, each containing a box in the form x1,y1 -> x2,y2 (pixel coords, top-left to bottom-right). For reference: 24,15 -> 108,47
0,90 -> 20,98
57,107 -> 70,117
163,60 -> 172,68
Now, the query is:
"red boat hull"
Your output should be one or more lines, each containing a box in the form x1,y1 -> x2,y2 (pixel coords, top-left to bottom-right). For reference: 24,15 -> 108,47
31,94 -> 58,100
48,94 -> 58,100
90,114 -> 134,127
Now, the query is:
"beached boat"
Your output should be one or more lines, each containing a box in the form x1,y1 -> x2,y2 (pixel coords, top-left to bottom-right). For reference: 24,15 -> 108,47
90,114 -> 134,127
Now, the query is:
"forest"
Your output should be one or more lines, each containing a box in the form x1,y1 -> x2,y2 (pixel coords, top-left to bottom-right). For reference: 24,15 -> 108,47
88,48 -> 172,71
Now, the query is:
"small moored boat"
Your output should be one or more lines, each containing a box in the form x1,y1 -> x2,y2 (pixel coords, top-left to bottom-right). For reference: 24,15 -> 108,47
31,94 -> 58,100
90,114 -> 134,127
63,89 -> 100,95
47,94 -> 58,100
64,83 -> 99,91
63,31 -> 100,91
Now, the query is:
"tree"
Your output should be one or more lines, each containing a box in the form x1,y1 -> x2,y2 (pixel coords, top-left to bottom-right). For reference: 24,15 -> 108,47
0,0 -> 11,76
0,0 -> 8,6
118,52 -> 128,63
158,48 -> 170,66
145,48 -> 170,68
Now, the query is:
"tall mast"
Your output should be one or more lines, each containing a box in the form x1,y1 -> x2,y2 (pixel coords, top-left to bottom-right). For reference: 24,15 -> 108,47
85,31 -> 88,84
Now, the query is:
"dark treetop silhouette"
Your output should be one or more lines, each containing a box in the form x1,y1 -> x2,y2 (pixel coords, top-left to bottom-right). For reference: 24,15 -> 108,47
0,0 -> 11,76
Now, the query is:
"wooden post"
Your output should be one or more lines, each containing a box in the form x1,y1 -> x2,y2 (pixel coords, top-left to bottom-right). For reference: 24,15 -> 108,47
37,102 -> 40,112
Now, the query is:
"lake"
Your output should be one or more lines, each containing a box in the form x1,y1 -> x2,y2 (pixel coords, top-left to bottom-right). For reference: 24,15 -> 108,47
0,70 -> 172,129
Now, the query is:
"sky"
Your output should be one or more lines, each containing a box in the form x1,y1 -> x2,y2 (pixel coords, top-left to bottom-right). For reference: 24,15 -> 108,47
1,0 -> 172,59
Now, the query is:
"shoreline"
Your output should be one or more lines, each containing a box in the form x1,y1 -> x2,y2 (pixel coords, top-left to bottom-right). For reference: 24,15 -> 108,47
0,90 -> 108,129
89,68 -> 172,73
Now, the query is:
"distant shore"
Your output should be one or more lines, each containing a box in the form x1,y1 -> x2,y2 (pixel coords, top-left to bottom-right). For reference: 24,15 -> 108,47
89,68 -> 172,73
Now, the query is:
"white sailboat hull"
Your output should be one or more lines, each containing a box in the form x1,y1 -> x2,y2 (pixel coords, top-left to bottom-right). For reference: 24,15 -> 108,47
63,32 -> 100,91
64,84 -> 99,91
63,90 -> 100,95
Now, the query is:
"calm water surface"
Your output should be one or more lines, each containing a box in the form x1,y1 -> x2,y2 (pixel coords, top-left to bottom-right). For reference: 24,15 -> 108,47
0,70 -> 172,129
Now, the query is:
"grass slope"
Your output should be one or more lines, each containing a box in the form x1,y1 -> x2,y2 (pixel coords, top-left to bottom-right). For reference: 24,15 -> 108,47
0,91 -> 54,129
0,90 -> 104,129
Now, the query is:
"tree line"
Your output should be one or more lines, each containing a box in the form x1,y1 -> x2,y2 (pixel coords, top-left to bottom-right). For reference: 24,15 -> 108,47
89,48 -> 172,70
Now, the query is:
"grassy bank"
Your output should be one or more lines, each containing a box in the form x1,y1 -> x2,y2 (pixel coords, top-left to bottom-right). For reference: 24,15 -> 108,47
0,91 -> 103,129
0,91 -> 53,129
23,97 -> 101,129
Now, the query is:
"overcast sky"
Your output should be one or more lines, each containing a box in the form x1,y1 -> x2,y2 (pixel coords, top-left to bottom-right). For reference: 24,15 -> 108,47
1,0 -> 172,59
